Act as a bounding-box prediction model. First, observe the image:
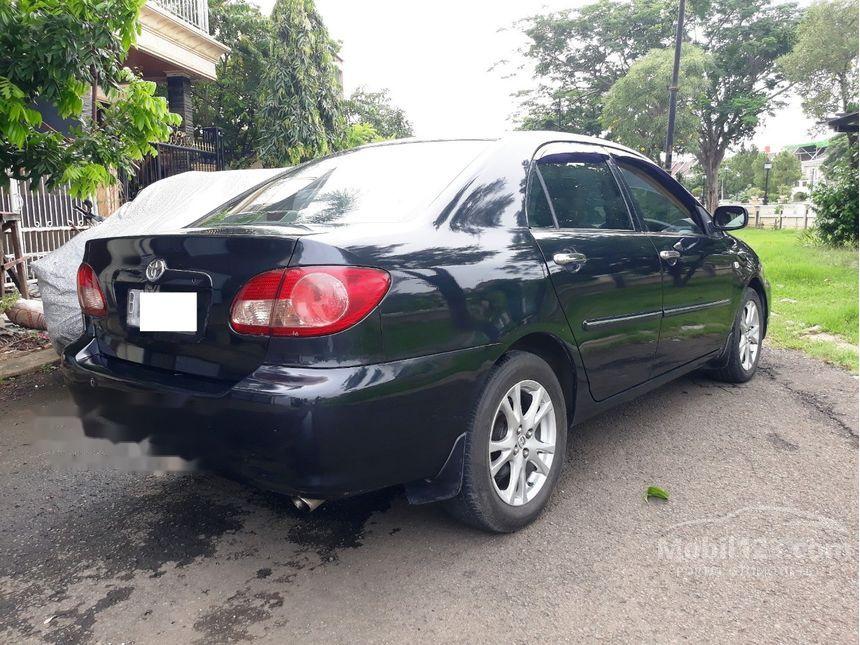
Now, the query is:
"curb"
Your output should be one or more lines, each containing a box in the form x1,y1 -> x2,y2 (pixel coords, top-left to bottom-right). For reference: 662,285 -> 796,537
0,348 -> 61,379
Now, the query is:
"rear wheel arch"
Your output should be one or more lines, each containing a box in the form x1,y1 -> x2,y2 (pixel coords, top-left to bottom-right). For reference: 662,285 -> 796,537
500,332 -> 576,421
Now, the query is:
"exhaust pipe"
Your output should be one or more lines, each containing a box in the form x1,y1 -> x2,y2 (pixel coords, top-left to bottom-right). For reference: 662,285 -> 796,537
291,496 -> 325,512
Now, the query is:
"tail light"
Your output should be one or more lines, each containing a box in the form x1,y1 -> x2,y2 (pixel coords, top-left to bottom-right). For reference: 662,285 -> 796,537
76,263 -> 107,317
230,266 -> 391,337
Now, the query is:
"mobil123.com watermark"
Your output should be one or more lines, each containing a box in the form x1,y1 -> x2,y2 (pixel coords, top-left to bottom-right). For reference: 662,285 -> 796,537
657,506 -> 856,579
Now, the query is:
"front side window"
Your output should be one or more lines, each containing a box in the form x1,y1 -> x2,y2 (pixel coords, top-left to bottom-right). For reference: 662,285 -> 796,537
531,156 -> 633,230
192,140 -> 490,228
617,162 -> 703,234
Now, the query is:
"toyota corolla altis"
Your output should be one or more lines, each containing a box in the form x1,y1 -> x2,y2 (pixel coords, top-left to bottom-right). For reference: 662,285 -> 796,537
65,133 -> 769,532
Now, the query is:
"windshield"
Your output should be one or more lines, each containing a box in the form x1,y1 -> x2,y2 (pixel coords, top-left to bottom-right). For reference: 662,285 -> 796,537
192,140 -> 491,228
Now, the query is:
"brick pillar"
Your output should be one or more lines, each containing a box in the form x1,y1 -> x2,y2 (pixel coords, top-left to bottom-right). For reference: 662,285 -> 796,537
166,74 -> 194,135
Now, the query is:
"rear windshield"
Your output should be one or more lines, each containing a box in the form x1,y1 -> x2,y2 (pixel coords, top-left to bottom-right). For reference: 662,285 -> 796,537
191,140 -> 491,228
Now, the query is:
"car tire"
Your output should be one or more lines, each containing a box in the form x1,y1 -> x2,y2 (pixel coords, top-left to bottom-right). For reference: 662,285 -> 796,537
444,350 -> 567,533
710,287 -> 764,383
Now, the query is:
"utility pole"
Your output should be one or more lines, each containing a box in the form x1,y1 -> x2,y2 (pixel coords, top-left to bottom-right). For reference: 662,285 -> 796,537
664,0 -> 686,173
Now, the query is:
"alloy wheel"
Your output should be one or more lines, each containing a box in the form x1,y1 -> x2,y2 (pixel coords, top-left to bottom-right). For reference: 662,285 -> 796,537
739,300 -> 761,371
488,379 -> 556,506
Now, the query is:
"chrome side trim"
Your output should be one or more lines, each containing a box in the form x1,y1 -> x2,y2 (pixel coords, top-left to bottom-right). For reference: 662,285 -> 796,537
663,299 -> 731,318
582,298 -> 732,330
582,310 -> 663,331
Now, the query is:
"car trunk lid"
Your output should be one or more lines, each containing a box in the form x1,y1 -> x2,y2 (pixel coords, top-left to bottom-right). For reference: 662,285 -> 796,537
84,228 -> 302,383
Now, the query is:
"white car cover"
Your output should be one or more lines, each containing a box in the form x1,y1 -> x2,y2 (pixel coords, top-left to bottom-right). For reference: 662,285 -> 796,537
33,168 -> 285,353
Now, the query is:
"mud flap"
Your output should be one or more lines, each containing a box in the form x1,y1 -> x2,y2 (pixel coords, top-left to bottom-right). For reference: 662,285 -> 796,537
404,433 -> 466,505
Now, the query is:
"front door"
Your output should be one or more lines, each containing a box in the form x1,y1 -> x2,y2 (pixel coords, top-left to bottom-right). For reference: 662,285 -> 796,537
614,157 -> 737,375
526,144 -> 663,401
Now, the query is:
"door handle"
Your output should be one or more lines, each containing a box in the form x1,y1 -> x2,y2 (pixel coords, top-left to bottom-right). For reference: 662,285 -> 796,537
553,252 -> 587,268
660,249 -> 681,265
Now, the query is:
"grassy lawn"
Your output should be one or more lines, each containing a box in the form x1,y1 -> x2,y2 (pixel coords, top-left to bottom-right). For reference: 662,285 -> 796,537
736,228 -> 858,371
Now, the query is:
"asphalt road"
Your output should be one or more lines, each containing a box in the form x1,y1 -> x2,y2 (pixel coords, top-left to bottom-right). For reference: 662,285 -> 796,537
1,347 -> 857,644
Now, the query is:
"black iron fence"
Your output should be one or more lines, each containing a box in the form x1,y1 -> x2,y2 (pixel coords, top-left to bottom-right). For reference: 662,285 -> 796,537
121,127 -> 224,202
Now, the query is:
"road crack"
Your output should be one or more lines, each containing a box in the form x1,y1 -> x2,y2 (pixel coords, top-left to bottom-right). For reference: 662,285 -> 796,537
759,365 -> 858,443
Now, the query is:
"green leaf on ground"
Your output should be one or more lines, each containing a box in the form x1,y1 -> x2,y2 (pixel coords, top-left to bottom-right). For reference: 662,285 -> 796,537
645,486 -> 669,501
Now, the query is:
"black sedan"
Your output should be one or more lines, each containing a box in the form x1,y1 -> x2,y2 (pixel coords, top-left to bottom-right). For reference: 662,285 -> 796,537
65,133 -> 769,532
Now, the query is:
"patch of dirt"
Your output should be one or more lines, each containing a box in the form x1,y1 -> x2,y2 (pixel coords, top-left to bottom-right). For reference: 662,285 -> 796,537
799,326 -> 858,353
0,321 -> 51,359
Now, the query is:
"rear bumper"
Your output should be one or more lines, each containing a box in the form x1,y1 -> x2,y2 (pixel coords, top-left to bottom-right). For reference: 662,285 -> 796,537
63,336 -> 496,499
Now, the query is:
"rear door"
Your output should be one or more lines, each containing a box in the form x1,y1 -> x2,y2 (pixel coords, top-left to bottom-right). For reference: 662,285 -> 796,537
614,156 -> 737,374
526,143 -> 663,401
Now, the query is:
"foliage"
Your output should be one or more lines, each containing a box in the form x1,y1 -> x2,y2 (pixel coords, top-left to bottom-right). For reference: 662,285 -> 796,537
193,0 -> 271,168
720,146 -> 762,199
811,135 -> 859,246
511,0 -> 676,134
677,167 -> 705,200
758,150 -> 801,196
777,0 -> 859,121
0,291 -> 19,314
687,0 -> 799,210
645,486 -> 670,501
601,44 -> 711,160
345,87 -> 413,139
737,228 -> 858,371
257,0 -> 344,166
340,122 -> 382,149
0,0 -> 181,198
510,0 -> 798,210
720,147 -> 801,200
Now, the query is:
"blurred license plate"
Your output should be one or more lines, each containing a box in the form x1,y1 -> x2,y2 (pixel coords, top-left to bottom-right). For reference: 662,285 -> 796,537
127,290 -> 197,332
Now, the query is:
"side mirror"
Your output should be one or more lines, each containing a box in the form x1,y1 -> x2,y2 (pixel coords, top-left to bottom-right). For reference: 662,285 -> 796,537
712,205 -> 748,231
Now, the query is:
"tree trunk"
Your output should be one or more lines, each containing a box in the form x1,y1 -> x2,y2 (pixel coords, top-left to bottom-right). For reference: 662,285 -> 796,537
696,125 -> 726,212
701,153 -> 723,212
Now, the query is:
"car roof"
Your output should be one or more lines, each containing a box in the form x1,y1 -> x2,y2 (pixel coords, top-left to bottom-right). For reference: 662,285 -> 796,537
353,131 -> 652,164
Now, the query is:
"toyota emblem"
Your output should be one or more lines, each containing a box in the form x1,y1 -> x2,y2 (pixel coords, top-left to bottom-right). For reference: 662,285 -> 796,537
145,258 -> 167,282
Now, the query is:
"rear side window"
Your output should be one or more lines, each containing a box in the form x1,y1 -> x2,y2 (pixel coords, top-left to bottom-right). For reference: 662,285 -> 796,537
529,157 -> 633,230
192,141 -> 490,228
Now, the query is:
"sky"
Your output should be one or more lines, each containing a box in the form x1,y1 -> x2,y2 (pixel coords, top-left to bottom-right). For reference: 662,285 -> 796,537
253,0 -> 820,152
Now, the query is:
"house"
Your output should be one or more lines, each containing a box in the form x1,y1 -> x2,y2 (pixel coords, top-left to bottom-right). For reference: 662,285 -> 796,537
119,0 -> 228,135
785,138 -> 830,195
101,0 -> 231,209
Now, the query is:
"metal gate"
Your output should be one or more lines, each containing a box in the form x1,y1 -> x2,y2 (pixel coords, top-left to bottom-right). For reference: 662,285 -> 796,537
1,179 -> 94,292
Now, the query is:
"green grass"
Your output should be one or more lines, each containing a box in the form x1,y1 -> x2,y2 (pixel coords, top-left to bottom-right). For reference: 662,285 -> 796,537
736,228 -> 859,371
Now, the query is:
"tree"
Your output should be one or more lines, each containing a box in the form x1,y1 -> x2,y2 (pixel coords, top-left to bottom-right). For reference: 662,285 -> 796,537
811,133 -> 858,245
511,0 -> 676,134
257,0 -> 344,166
720,146 -> 761,199
345,87 -> 413,139
510,0 -> 798,210
0,0 -> 180,198
812,135 -> 858,245
688,0 -> 798,211
193,0 -> 271,168
719,147 -> 801,200
601,44 -> 711,159
753,149 -> 801,196
778,0 -> 859,122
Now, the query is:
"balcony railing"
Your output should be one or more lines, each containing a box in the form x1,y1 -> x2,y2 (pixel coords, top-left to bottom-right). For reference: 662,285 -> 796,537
149,0 -> 210,33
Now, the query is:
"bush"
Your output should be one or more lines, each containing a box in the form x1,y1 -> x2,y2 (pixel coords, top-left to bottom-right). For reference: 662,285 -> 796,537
812,143 -> 859,246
